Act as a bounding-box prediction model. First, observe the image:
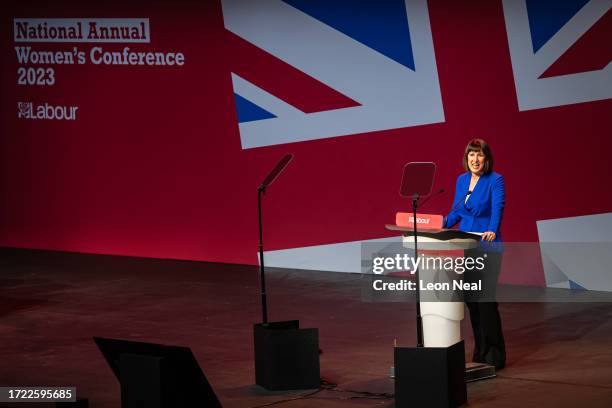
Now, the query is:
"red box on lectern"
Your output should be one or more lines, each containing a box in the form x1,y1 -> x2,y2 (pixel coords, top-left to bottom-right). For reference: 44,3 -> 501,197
395,212 -> 443,230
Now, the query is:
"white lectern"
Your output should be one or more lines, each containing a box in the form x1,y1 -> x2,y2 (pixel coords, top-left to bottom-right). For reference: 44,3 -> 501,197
387,226 -> 481,347
387,224 -> 496,390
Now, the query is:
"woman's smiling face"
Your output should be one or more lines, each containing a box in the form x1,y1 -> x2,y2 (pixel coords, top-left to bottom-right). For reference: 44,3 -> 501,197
467,150 -> 486,175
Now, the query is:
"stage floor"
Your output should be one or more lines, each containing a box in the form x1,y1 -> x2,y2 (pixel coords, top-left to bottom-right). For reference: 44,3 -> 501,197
1,248 -> 612,407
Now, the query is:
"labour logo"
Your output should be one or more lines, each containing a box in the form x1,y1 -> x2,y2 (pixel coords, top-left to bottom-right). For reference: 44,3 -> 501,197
17,102 -> 32,118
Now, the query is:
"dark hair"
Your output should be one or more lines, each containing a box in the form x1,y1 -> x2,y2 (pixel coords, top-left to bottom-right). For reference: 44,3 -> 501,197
463,138 -> 493,174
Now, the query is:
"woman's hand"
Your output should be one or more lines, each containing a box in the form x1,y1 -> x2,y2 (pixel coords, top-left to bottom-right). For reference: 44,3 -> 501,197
481,231 -> 496,241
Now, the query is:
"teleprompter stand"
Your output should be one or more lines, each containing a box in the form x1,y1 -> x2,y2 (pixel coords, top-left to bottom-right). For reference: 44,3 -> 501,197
394,162 -> 467,407
254,154 -> 320,390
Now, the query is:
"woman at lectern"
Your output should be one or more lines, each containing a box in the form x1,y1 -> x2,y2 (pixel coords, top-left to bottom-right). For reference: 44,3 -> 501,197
444,138 -> 506,369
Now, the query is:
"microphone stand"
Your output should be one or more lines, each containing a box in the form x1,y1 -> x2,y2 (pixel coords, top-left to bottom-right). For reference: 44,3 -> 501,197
412,193 -> 424,348
412,188 -> 444,347
256,154 -> 293,325
257,185 -> 269,325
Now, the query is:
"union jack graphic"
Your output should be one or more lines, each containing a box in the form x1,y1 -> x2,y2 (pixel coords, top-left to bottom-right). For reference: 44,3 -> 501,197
502,0 -> 611,110
222,0 -> 444,149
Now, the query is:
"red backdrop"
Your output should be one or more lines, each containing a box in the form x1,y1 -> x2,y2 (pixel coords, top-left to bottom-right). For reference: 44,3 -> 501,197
1,1 -> 610,287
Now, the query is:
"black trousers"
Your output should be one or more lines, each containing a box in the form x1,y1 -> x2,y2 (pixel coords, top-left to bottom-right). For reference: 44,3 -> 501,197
464,248 -> 506,369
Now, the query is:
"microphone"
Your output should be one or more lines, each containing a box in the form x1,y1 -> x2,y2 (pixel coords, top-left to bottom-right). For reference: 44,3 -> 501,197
451,190 -> 472,211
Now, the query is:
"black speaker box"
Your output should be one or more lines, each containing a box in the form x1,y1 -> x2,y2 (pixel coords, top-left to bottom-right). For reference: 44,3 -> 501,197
253,320 -> 320,390
394,340 -> 467,408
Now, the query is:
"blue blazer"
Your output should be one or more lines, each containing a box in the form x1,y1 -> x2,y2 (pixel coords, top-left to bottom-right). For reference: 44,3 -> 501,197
444,171 -> 505,243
